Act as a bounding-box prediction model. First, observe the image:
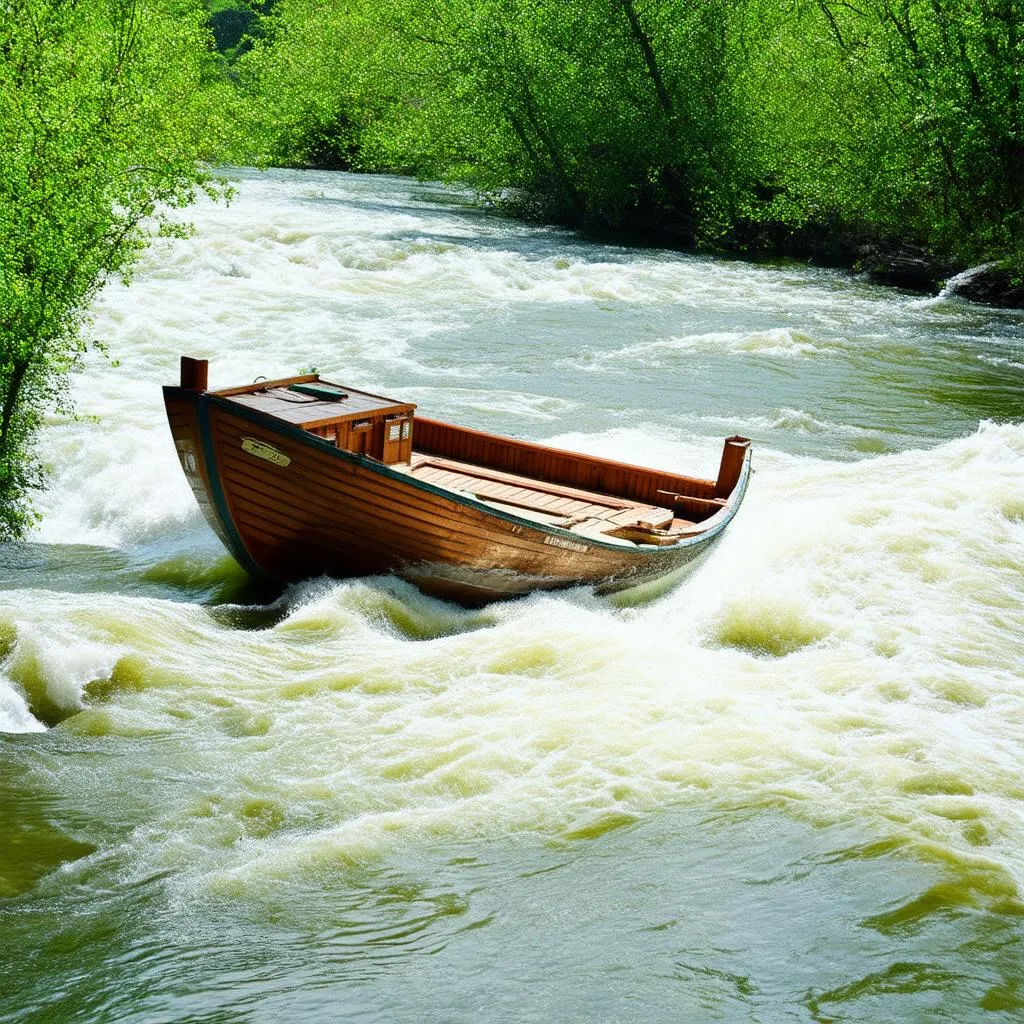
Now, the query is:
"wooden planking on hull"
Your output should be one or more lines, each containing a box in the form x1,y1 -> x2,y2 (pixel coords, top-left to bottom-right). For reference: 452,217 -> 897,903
163,359 -> 752,603
215,435 -> 632,584
213,440 -> 566,572
164,393 -> 239,557
209,413 -> 579,568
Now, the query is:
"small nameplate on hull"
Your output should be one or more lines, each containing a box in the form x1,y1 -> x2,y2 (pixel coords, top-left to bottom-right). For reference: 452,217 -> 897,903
543,534 -> 589,553
174,439 -> 198,475
241,436 -> 291,467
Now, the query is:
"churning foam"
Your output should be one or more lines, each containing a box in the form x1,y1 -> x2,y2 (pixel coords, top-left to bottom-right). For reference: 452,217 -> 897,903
3,169 -> 1022,903
603,328 -> 835,364
3,421 -> 1022,899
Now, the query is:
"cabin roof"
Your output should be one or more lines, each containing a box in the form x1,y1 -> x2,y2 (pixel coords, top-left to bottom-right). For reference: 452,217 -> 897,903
217,378 -> 415,431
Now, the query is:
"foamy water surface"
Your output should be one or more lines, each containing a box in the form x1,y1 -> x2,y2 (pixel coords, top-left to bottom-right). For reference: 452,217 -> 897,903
2,170 -> 1023,1022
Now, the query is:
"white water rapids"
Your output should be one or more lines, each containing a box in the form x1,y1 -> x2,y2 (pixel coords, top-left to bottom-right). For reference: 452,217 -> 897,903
1,173 -> 1023,1015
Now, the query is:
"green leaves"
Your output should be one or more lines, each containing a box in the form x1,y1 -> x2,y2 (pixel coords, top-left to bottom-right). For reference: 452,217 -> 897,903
743,1 -> 1024,259
0,0 -> 223,539
232,0 -> 761,237
227,0 -> 1023,280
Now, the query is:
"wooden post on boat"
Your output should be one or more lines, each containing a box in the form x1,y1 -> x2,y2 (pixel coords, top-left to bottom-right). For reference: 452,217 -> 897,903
715,435 -> 750,498
180,356 -> 209,391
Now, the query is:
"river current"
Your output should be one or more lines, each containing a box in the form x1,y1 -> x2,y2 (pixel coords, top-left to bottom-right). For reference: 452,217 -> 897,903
2,169 -> 1023,1022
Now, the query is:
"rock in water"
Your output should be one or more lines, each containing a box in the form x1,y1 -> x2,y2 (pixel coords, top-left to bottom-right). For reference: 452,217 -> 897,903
941,263 -> 1024,309
855,243 -> 954,293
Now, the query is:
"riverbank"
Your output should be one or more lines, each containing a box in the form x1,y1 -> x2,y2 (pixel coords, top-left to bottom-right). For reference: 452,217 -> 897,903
217,1 -> 1024,318
552,203 -> 1024,309
266,160 -> 1021,309
720,222 -> 1024,308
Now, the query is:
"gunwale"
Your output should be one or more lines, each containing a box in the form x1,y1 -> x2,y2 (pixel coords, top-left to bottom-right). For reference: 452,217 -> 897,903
198,390 -> 751,557
163,364 -> 752,602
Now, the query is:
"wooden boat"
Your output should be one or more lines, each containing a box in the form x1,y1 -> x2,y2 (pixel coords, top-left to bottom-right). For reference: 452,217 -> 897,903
164,356 -> 751,605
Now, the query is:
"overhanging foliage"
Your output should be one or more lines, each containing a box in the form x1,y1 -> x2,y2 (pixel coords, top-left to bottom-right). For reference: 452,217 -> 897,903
0,0 -> 227,538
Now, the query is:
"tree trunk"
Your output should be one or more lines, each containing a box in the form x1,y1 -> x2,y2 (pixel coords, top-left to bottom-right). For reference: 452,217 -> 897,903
0,356 -> 30,469
616,0 -> 675,119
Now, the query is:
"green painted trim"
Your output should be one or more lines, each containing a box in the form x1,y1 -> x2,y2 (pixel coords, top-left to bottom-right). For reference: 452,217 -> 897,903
196,396 -> 265,577
203,394 -> 749,559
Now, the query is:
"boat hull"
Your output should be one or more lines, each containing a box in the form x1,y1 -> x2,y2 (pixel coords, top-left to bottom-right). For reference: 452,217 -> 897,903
164,387 -> 749,605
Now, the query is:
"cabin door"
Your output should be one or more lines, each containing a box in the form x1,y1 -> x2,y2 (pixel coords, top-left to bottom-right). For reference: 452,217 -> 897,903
382,415 -> 412,464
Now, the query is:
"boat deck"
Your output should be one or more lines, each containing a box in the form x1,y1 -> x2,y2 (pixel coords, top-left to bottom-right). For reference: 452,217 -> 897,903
405,452 -> 691,545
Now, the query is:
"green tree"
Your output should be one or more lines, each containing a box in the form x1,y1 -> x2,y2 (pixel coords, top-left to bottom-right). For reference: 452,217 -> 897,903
0,0 -> 226,539
239,0 -> 757,239
739,0 -> 1024,265
227,0 -> 377,168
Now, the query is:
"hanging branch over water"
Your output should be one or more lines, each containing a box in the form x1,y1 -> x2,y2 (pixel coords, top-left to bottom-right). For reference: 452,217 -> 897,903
0,0 -> 227,539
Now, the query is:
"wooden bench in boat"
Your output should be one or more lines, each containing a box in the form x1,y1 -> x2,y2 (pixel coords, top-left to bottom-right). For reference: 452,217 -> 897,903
406,453 -> 682,541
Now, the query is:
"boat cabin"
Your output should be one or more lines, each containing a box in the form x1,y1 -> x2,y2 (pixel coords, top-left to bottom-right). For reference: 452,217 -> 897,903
200,365 -> 416,466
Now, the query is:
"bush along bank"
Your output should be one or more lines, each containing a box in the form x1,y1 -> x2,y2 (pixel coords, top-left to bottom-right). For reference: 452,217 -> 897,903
219,0 -> 1024,308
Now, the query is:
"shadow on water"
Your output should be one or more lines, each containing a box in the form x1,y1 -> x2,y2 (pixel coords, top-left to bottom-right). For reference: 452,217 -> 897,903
0,538 -> 491,646
227,574 -> 502,640
206,582 -> 500,640
1,536 -> 694,643
204,598 -> 291,632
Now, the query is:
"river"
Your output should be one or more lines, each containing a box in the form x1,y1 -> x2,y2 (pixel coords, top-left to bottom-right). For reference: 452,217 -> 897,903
2,169 -> 1023,1022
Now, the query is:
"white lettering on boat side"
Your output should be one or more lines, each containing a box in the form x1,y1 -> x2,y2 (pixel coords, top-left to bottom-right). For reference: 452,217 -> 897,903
543,535 -> 588,553
241,436 -> 291,467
